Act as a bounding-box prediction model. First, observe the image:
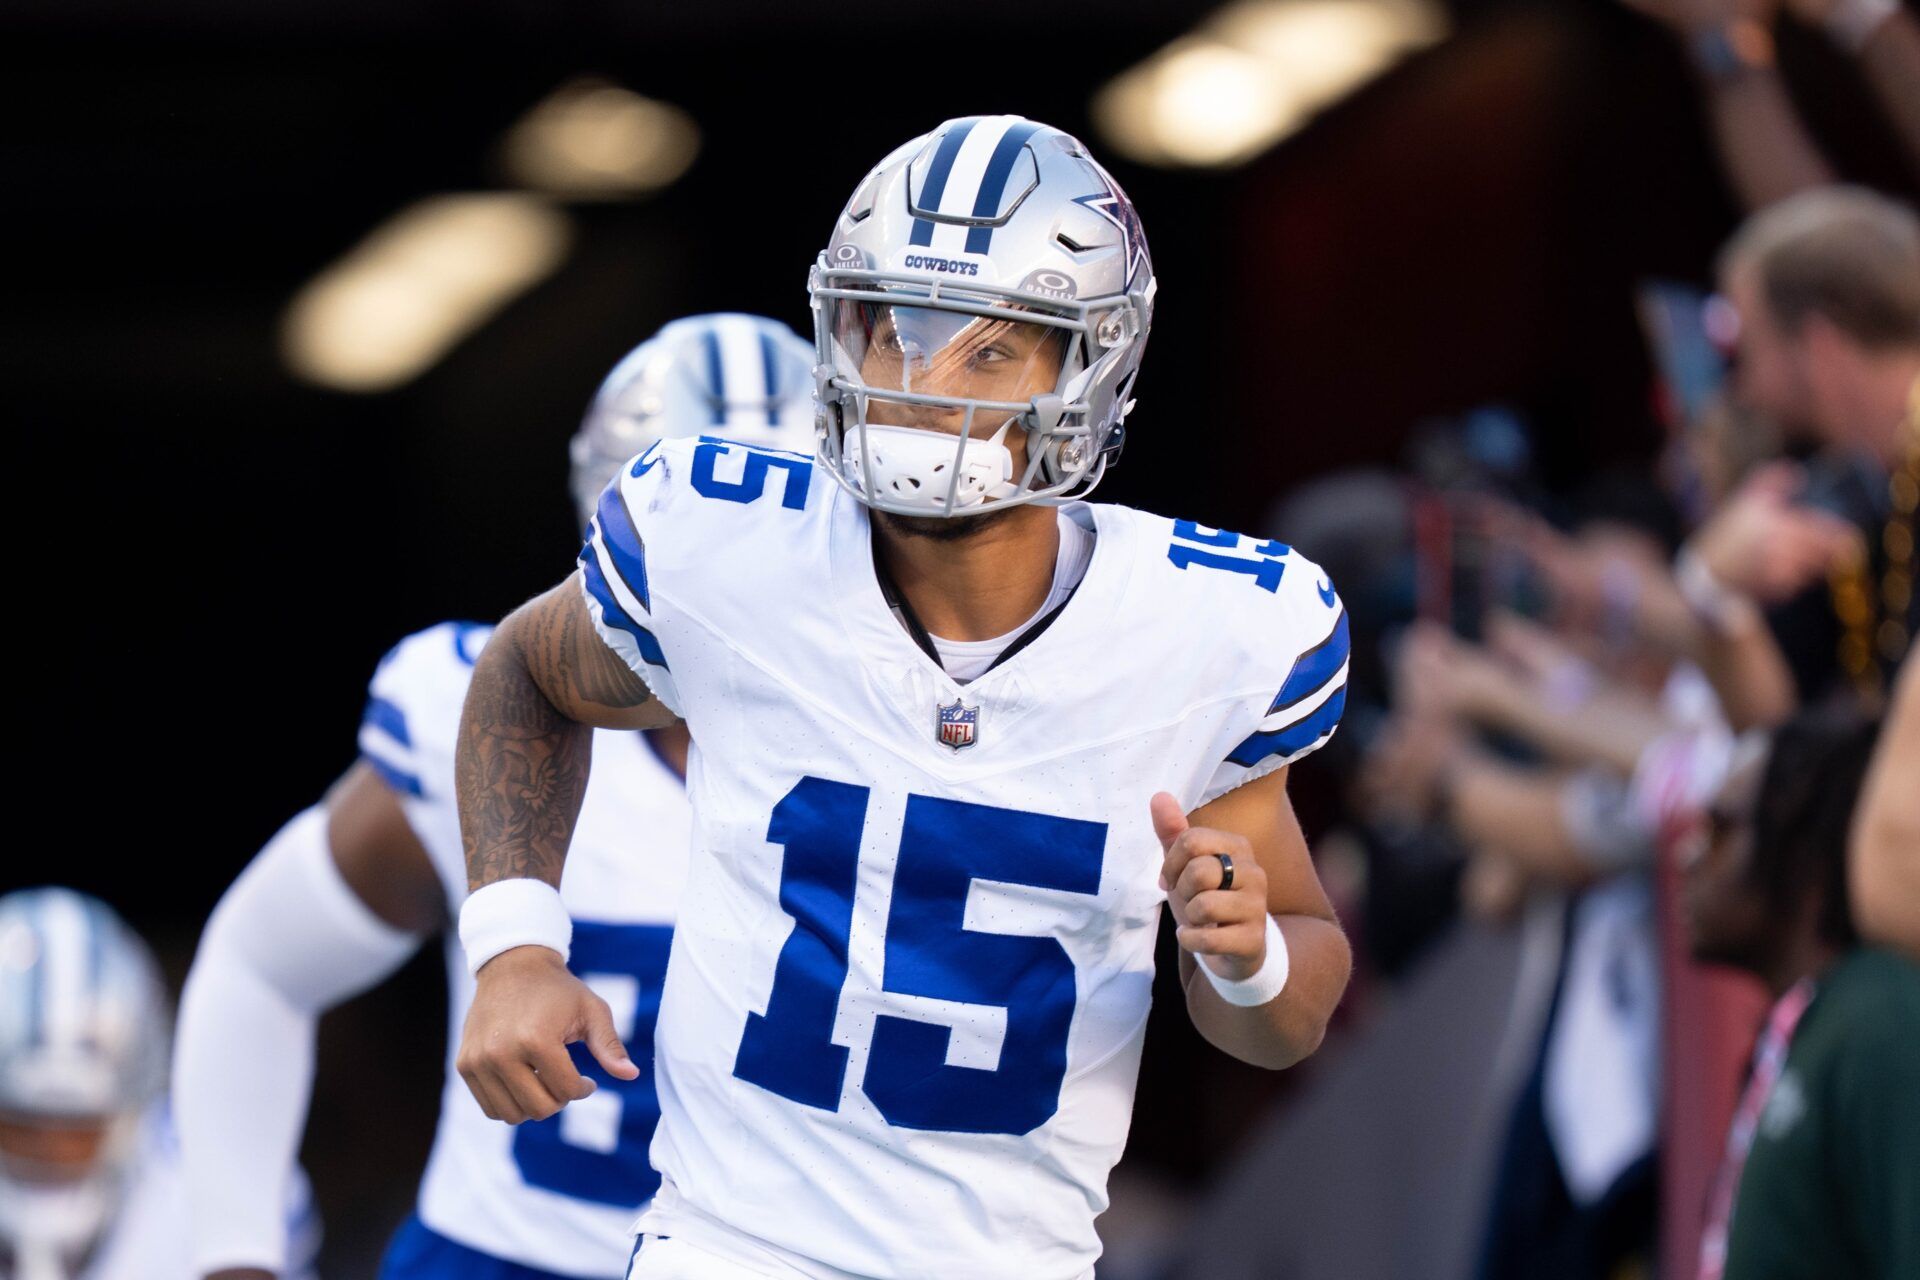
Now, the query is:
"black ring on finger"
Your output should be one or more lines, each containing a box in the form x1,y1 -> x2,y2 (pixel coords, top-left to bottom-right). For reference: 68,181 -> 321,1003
1215,852 -> 1235,893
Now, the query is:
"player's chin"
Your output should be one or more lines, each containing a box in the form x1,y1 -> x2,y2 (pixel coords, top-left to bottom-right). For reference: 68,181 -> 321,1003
876,505 -> 1018,543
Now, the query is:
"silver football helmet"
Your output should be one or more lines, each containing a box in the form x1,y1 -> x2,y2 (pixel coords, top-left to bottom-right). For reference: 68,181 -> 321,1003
0,889 -> 170,1269
570,313 -> 818,527
811,114 -> 1156,517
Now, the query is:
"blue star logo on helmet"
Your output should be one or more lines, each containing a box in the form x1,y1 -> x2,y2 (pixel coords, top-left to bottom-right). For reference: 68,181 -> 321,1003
1071,189 -> 1149,291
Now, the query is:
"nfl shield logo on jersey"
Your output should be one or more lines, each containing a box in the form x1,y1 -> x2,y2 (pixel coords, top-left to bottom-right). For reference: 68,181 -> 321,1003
936,698 -> 979,751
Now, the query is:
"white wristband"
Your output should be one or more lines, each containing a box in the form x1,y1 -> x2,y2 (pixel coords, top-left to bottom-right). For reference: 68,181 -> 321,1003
1199,914 -> 1291,1007
459,879 -> 571,976
1825,0 -> 1897,54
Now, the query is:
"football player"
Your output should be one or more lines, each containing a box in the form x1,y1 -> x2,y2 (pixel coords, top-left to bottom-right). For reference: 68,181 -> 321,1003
0,888 -> 319,1280
455,117 -> 1355,1280
172,316 -> 817,1280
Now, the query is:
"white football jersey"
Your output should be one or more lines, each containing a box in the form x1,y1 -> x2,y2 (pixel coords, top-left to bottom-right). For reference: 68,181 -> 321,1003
357,623 -> 692,1277
76,1105 -> 319,1280
579,437 -> 1348,1280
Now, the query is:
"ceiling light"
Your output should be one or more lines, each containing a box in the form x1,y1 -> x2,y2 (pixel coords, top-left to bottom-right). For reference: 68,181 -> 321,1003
1093,0 -> 1448,169
500,78 -> 700,200
282,193 -> 571,393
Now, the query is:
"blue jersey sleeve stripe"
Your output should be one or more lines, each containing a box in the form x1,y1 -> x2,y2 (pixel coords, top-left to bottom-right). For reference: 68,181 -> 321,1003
361,695 -> 412,749
1267,610 -> 1350,716
1227,684 -> 1347,768
451,622 -> 488,667
592,486 -> 653,612
580,547 -> 672,671
363,752 -> 424,798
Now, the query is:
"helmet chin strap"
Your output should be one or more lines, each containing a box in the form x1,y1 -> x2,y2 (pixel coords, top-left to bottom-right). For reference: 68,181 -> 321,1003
844,416 -> 1022,514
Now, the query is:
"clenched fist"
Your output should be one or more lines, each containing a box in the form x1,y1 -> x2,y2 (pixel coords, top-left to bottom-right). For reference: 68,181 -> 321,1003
457,945 -> 639,1125
1151,792 -> 1272,982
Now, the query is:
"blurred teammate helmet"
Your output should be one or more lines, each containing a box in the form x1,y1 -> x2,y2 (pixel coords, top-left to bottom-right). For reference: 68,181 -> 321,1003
0,888 -> 169,1261
811,114 -> 1156,517
570,313 -> 818,526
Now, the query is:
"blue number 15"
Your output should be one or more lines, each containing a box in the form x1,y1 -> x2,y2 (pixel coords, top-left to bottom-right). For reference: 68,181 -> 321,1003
732,778 -> 1107,1136
1167,520 -> 1290,591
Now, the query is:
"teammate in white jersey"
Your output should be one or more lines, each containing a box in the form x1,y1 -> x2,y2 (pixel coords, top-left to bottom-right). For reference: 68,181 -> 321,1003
171,316 -> 817,1280
0,889 -> 319,1280
454,117 -> 1355,1280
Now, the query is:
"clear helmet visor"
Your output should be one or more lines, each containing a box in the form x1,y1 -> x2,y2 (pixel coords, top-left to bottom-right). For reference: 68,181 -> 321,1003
815,283 -> 1119,516
827,298 -> 1071,423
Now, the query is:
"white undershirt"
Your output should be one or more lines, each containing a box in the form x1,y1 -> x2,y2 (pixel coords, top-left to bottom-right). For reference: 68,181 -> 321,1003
924,508 -> 1095,683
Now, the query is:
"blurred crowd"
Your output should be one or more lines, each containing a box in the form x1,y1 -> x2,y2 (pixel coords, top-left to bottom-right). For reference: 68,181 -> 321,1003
1282,0 -> 1920,1275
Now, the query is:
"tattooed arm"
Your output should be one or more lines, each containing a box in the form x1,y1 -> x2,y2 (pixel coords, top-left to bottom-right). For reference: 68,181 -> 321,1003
453,574 -> 672,1124
456,573 -> 676,891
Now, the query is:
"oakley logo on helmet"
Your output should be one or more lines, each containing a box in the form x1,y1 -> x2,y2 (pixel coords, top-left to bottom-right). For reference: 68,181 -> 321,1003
1021,269 -> 1077,302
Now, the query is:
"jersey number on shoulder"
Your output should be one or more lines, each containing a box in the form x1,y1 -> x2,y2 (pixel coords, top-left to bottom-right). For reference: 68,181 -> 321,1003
732,777 -> 1107,1136
1167,520 -> 1290,592
690,436 -> 812,510
511,922 -> 671,1206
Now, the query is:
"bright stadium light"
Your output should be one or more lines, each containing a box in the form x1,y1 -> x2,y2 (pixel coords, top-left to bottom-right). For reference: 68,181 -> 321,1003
500,78 -> 701,200
1100,38 -> 1302,168
282,193 -> 571,393
1092,0 -> 1448,168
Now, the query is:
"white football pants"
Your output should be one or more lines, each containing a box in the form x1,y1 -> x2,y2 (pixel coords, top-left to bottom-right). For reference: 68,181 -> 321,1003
627,1234 -> 798,1279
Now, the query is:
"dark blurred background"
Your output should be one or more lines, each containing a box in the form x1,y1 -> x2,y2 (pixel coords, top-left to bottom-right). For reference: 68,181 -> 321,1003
6,0 -> 1916,1274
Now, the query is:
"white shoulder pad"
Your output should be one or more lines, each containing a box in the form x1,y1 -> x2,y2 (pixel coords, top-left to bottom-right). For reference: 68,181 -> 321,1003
1137,517 -> 1349,804
358,620 -> 494,803
577,434 -> 824,715
358,621 -> 494,907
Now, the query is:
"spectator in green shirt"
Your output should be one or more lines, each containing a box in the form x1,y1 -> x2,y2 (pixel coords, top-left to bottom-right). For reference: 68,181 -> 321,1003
1687,710 -> 1920,1280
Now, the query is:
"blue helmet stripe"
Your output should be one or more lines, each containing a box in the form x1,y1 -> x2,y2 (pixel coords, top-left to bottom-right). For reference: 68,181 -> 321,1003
593,487 -> 652,612
579,550 -> 671,671
1227,684 -> 1348,768
1267,610 -> 1350,716
908,117 -> 979,247
963,121 -> 1042,255
702,330 -> 726,424
21,911 -> 43,1049
85,901 -> 106,996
